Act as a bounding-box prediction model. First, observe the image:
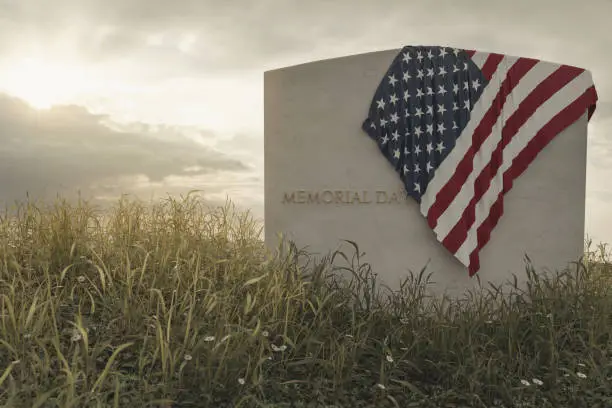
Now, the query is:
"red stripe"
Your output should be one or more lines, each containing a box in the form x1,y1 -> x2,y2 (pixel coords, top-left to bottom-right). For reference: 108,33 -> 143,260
426,58 -> 538,229
441,65 -> 584,254
464,50 -> 476,58
467,86 -> 598,276
480,53 -> 505,81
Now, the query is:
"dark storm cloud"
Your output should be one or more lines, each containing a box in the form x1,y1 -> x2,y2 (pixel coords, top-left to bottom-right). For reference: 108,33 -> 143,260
0,93 -> 249,204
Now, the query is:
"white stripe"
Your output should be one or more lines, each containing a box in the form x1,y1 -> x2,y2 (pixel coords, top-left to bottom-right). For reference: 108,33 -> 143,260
419,56 -> 518,217
468,52 -> 490,70
454,70 -> 594,266
432,61 -> 560,241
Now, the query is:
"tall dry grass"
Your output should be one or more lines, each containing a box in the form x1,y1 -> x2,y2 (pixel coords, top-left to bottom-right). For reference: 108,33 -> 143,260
0,194 -> 610,407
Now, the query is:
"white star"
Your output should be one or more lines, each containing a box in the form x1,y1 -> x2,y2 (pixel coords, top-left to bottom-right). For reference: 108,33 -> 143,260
427,68 -> 434,77
452,102 -> 458,111
370,122 -> 376,129
388,74 -> 398,86
436,141 -> 445,153
416,51 -> 423,62
426,87 -> 434,96
381,134 -> 389,144
414,183 -> 421,193
417,69 -> 424,79
437,123 -> 446,134
402,52 -> 411,63
414,145 -> 422,155
438,66 -> 447,77
464,100 -> 471,109
390,112 -> 399,123
453,48 -> 460,56
414,127 -> 423,137
416,88 -> 425,98
376,98 -> 385,109
414,107 -> 424,118
463,81 -> 469,90
427,49 -> 434,59
453,64 -> 459,73
426,162 -> 434,173
404,109 -> 410,118
437,104 -> 447,115
393,149 -> 400,159
426,143 -> 434,154
453,83 -> 459,94
389,94 -> 398,105
463,62 -> 468,70
403,71 -> 411,82
403,90 -> 411,101
392,130 -> 400,141
426,105 -> 433,116
404,146 -> 410,155
437,85 -> 447,96
414,163 -> 421,173
452,120 -> 458,129
403,164 -> 410,174
472,79 -> 481,91
426,124 -> 433,135
380,118 -> 388,127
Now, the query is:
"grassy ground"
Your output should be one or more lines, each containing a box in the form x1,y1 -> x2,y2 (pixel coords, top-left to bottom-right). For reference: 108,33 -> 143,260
0,194 -> 610,408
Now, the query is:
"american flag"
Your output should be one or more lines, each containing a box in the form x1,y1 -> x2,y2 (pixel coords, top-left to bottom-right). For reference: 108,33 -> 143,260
362,45 -> 598,277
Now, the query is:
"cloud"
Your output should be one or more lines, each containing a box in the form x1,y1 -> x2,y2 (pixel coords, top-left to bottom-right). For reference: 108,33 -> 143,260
0,93 -> 261,211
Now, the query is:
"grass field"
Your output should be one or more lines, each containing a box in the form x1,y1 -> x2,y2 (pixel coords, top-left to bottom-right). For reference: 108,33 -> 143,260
0,194 -> 610,407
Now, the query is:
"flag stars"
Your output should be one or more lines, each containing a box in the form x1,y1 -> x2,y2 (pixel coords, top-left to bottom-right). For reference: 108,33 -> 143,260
414,145 -> 422,155
452,48 -> 460,56
393,149 -> 401,159
427,49 -> 434,59
452,102 -> 459,111
417,69 -> 424,79
403,164 -> 410,174
392,130 -> 400,141
436,141 -> 446,153
390,112 -> 399,123
472,79 -> 481,91
381,134 -> 389,144
439,48 -> 448,58
453,83 -> 459,94
438,66 -> 447,77
426,143 -> 434,154
426,105 -> 433,116
437,123 -> 446,134
427,68 -> 434,77
403,71 -> 411,82
453,64 -> 459,73
426,162 -> 434,173
414,107 -> 424,118
463,81 -> 469,90
380,118 -> 388,127
416,89 -> 425,98
417,51 -> 424,62
402,52 -> 411,63
426,87 -> 434,96
414,127 -> 423,137
377,98 -> 386,110
426,124 -> 434,135
414,163 -> 421,173
414,183 -> 421,193
403,90 -> 411,101
390,94 -> 398,104
437,104 -> 447,115
438,85 -> 447,96
388,74 -> 398,86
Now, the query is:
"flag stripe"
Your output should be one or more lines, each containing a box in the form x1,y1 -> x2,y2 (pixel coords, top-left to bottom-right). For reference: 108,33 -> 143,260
466,85 -> 597,275
438,65 -> 585,253
426,57 -> 538,229
480,53 -> 505,80
452,73 -> 596,271
419,56 -> 518,216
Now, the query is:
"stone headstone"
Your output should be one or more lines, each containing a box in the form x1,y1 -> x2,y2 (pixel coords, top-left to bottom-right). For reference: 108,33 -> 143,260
263,47 -> 595,299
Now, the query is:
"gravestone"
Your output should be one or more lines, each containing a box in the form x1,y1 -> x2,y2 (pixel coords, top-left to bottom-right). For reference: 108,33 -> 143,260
263,46 -> 597,299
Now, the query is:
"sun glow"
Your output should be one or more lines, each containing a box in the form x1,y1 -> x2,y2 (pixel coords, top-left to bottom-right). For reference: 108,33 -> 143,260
0,57 -> 94,109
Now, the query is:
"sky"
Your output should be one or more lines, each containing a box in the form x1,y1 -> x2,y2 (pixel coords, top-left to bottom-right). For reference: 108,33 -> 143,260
0,0 -> 610,245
